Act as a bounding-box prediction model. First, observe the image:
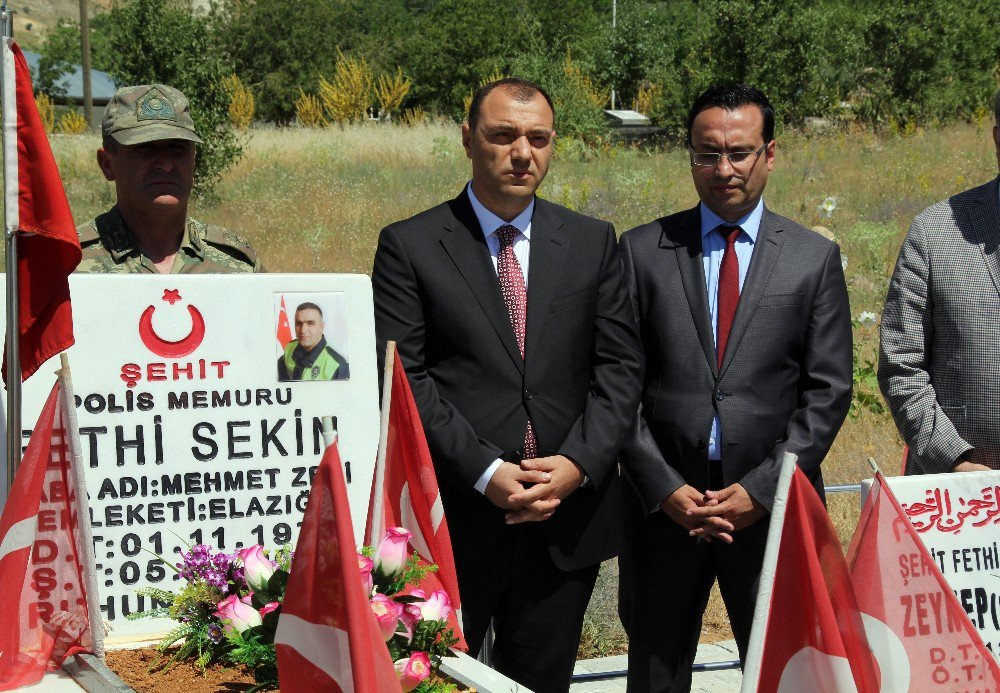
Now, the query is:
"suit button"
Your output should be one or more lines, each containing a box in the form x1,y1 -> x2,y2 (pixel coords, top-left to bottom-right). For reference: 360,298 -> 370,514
715,389 -> 725,401
523,390 -> 533,400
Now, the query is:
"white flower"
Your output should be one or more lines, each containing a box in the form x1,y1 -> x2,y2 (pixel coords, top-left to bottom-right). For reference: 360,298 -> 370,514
841,254 -> 849,271
818,196 -> 837,219
857,311 -> 877,326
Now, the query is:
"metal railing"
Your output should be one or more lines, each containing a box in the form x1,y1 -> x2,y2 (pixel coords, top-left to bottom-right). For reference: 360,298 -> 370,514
570,482 -> 863,683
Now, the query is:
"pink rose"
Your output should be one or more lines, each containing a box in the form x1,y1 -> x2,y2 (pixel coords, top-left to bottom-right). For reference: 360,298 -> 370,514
411,590 -> 451,622
395,651 -> 431,692
358,554 -> 374,596
259,602 -> 280,617
237,545 -> 276,593
215,594 -> 262,634
398,605 -> 419,641
374,527 -> 412,581
369,593 -> 402,641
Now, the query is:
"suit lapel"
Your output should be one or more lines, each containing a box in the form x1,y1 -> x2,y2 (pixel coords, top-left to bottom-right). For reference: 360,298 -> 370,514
525,200 -> 569,362
439,192 -> 524,372
719,208 -> 784,376
966,177 -> 1000,300
667,208 -> 718,375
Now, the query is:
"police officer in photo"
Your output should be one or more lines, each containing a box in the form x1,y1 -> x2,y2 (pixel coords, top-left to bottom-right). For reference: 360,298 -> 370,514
277,303 -> 349,381
76,84 -> 264,274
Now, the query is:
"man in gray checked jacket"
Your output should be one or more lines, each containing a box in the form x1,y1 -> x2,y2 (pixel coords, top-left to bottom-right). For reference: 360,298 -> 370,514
879,88 -> 1000,475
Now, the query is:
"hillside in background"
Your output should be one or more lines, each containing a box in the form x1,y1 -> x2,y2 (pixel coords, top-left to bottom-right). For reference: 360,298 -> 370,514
9,0 -> 108,50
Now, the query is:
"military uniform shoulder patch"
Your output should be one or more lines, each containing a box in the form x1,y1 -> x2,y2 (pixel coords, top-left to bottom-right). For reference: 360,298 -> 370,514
198,221 -> 262,271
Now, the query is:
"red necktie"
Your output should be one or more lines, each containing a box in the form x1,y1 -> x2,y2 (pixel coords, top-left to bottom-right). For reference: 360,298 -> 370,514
716,225 -> 742,369
496,225 -> 538,458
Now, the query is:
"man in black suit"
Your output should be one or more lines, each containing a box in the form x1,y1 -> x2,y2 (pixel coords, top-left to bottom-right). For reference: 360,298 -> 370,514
618,84 -> 853,692
372,78 -> 643,692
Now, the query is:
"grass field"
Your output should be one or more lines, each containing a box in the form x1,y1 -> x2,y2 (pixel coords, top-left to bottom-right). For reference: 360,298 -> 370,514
47,119 -> 999,656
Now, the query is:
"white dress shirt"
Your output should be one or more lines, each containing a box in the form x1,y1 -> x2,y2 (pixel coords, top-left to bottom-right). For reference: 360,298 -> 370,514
466,183 -> 535,493
699,198 -> 764,460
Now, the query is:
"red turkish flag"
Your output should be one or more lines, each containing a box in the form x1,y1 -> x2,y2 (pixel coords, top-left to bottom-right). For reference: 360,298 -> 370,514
275,441 -> 399,692
846,473 -> 1000,690
365,348 -> 466,650
743,463 -> 880,692
0,382 -> 94,690
1,41 -> 81,384
276,295 -> 293,350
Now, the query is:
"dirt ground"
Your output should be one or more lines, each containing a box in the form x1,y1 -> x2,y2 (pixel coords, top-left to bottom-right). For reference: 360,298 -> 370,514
105,646 -> 474,692
105,647 -> 258,693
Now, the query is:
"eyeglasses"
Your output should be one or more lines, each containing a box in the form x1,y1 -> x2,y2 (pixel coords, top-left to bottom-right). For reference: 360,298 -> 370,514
689,143 -> 768,168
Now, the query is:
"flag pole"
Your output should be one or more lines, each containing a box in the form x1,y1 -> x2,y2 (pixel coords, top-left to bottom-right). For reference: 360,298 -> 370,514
1,0 -> 22,500
739,452 -> 798,693
366,340 -> 395,546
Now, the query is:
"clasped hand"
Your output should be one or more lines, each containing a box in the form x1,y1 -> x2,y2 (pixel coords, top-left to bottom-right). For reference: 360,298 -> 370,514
484,455 -> 584,525
660,483 -> 766,544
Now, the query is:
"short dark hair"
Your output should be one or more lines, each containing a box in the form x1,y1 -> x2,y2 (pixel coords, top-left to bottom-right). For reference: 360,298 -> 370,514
686,84 -> 775,147
295,302 -> 323,318
994,87 -> 1000,125
467,77 -> 555,132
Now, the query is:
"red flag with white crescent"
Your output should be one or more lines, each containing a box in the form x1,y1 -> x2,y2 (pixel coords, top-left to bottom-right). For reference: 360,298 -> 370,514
1,40 -> 80,384
366,348 -> 466,650
0,382 -> 95,690
275,441 -> 399,692
742,461 -> 880,692
276,295 -> 293,350
846,472 -> 1000,691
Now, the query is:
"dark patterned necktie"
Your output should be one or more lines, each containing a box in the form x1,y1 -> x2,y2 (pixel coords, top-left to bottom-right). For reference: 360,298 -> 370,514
716,225 -> 742,369
496,225 -> 538,458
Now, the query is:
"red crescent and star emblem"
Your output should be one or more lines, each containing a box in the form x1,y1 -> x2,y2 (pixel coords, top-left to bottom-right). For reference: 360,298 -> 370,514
138,289 -> 206,358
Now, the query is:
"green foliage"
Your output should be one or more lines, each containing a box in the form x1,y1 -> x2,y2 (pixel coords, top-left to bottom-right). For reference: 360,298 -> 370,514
103,0 -> 242,198
169,581 -> 224,624
36,16 -> 114,98
217,0 -> 373,124
591,0 -> 663,110
850,315 -> 886,418
40,0 -> 1000,132
226,630 -> 278,687
855,0 -> 1000,128
379,553 -> 438,596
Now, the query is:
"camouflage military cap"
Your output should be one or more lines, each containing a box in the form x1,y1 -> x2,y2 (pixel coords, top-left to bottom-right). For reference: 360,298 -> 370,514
102,84 -> 203,146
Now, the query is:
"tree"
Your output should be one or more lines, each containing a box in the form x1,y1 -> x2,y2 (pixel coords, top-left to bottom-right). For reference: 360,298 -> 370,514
36,15 -> 114,98
103,0 -> 240,197
218,0 -> 375,124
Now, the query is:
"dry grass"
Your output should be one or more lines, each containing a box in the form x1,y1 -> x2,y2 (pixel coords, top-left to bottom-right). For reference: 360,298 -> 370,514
40,119 -> 998,657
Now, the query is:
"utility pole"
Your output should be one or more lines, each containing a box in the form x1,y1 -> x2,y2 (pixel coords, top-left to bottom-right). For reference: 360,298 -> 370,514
79,0 -> 93,129
610,0 -> 617,110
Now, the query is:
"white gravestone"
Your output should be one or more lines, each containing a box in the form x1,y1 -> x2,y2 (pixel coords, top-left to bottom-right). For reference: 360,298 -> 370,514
2,274 -> 380,639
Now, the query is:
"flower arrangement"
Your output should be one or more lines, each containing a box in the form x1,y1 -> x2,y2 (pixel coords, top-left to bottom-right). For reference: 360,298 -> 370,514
132,543 -> 290,688
131,527 -> 458,692
361,527 -> 459,692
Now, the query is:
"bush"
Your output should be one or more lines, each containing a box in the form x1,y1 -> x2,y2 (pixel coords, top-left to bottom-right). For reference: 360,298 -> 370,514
318,50 -> 375,125
294,91 -> 326,128
222,75 -> 255,130
217,0 -> 372,124
854,0 -> 1000,128
103,0 -> 241,198
35,93 -> 55,133
56,109 -> 89,135
36,15 -> 114,99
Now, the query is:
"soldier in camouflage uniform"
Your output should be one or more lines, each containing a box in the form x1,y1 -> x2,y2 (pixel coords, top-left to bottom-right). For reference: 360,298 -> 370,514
76,84 -> 264,274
